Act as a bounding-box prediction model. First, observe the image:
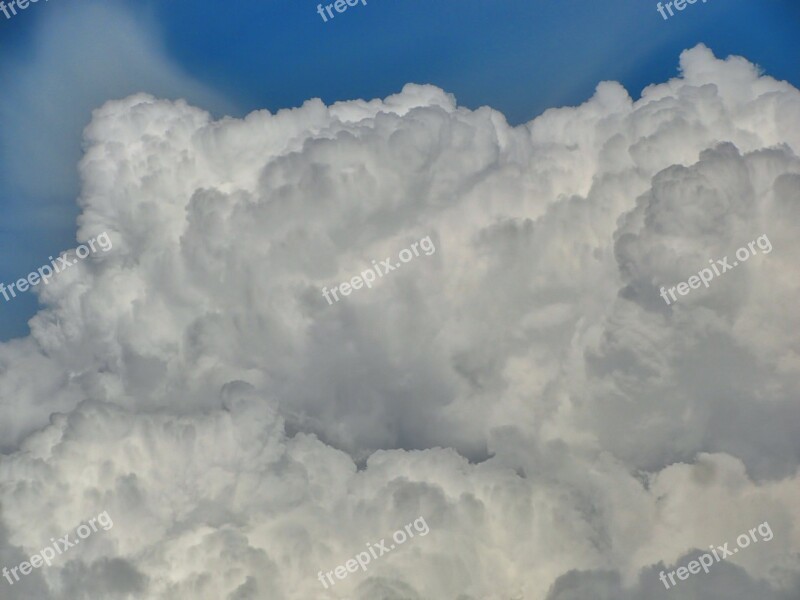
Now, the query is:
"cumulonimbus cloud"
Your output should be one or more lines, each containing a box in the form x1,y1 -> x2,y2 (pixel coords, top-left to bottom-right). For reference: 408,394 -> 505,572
0,44 -> 799,599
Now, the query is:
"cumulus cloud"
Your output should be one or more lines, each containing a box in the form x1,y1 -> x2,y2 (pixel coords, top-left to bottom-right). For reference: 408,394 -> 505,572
0,45 -> 799,599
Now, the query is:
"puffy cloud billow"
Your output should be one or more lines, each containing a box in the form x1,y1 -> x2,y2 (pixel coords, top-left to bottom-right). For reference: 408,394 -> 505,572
1,45 -> 799,599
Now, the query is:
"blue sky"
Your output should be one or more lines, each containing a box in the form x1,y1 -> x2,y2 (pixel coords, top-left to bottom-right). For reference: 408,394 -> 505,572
0,0 -> 798,339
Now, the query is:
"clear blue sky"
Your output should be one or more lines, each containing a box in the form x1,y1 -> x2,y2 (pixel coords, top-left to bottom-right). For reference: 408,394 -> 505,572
1,0 -> 798,339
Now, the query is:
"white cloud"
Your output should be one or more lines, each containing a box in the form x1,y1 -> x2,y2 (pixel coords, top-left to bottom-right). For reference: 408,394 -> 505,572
0,45 -> 799,599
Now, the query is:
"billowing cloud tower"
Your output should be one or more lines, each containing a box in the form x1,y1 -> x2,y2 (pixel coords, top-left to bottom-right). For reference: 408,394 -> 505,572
1,45 -> 799,599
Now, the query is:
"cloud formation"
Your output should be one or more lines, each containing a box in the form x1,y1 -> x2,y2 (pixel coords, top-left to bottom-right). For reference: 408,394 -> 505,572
0,45 -> 799,599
